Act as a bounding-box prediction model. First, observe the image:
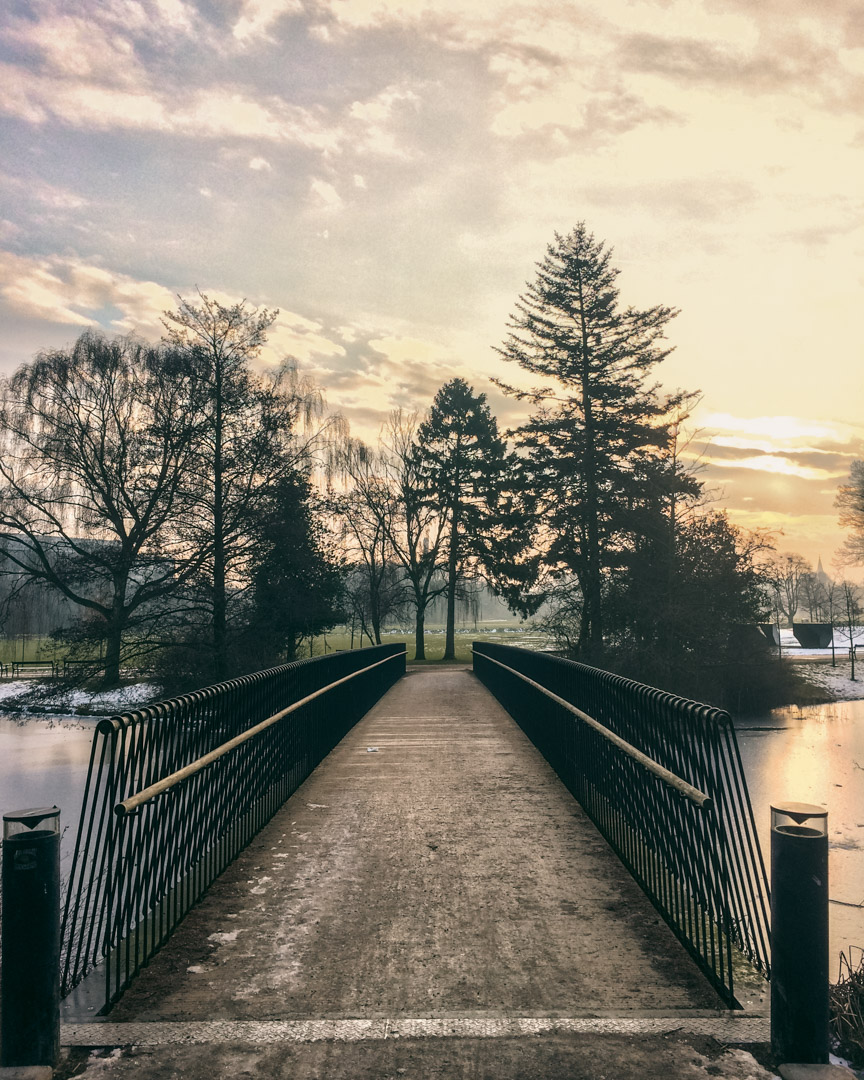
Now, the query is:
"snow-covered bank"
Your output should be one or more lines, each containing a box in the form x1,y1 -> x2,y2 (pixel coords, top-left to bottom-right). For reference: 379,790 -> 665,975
0,679 -> 162,715
791,661 -> 864,702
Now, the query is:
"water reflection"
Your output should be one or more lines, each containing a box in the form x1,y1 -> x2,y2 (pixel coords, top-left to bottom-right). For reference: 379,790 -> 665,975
0,715 -> 98,875
735,699 -> 864,969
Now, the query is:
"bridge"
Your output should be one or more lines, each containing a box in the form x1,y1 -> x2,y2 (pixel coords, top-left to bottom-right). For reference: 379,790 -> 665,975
50,644 -> 773,1077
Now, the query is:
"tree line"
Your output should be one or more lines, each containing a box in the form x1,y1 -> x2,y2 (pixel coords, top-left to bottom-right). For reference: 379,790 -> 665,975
1,224 -> 862,706
0,293 -> 342,684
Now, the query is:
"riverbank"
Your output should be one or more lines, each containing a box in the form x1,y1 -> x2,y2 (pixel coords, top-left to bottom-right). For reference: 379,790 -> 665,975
787,659 -> 864,702
0,652 -> 861,718
0,678 -> 163,716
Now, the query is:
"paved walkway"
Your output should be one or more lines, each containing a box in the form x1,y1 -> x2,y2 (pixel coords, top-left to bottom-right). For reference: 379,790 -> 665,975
59,667 -> 781,1079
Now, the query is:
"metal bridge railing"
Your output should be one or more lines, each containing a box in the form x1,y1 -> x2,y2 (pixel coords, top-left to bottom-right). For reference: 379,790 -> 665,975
472,641 -> 770,1008
60,644 -> 406,1010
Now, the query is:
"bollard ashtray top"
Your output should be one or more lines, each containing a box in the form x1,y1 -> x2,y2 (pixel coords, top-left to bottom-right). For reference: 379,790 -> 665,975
3,805 -> 60,838
770,801 -> 827,838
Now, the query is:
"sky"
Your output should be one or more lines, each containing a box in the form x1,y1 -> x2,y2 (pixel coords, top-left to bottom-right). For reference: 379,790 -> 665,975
0,0 -> 862,571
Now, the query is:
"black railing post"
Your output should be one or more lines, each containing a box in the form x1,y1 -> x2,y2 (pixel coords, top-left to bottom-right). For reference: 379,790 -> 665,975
770,802 -> 829,1065
1,806 -> 61,1068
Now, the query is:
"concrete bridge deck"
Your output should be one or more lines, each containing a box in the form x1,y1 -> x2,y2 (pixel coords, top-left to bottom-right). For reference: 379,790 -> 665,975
60,667 -> 775,1079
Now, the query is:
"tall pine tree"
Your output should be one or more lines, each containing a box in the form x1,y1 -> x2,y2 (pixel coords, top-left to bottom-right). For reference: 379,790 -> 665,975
497,223 -> 688,656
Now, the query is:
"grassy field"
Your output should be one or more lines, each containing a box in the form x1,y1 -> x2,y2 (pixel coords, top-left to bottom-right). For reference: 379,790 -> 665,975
0,626 -> 551,673
306,626 -> 551,664
0,634 -> 67,666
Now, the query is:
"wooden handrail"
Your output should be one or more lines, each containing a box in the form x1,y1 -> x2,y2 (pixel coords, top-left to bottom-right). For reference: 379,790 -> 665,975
115,649 -> 406,817
471,649 -> 711,810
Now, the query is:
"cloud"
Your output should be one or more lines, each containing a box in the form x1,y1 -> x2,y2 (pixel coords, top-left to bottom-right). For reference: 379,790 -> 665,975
688,414 -> 864,485
0,63 -> 343,150
309,178 -> 344,212
618,26 -> 857,111
699,448 -> 846,481
0,251 -> 174,335
583,176 -> 756,220
348,84 -> 421,157
0,170 -> 87,211
2,10 -> 146,86
264,311 -> 348,364
232,0 -> 304,43
699,413 -> 857,443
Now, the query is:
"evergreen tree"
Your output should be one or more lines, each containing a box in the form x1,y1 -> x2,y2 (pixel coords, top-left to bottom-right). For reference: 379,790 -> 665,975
497,223 -> 688,656
417,379 -> 510,660
241,473 -> 344,667
607,511 -> 776,708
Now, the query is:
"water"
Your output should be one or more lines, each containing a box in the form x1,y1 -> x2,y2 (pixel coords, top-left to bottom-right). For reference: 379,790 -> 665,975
734,699 -> 864,970
1,701 -> 862,970
0,715 -> 99,877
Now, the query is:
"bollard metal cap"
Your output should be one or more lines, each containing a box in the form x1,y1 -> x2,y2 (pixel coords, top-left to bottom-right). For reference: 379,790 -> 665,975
770,801 -> 827,823
2,806 -> 60,836
770,801 -> 828,838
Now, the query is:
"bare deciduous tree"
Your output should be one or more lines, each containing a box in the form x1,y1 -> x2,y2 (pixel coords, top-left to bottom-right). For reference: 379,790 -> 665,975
339,416 -> 447,660
162,292 -> 329,678
836,460 -> 864,566
0,332 -> 206,684
765,552 -> 811,627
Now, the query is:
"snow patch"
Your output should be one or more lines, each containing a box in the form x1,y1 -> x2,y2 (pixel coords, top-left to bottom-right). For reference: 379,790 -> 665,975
0,681 -> 28,702
0,678 -> 162,714
64,683 -> 161,709
794,662 -> 864,701
207,930 -> 243,944
85,1047 -> 124,1069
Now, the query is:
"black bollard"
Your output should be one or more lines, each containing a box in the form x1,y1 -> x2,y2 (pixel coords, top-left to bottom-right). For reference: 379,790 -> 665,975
770,801 -> 829,1065
0,806 -> 61,1068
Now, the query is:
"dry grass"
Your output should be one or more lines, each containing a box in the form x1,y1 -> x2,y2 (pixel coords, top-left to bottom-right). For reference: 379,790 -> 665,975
831,948 -> 864,1065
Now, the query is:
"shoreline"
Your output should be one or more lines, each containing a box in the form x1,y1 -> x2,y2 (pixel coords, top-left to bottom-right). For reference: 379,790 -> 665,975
1,653 -> 862,719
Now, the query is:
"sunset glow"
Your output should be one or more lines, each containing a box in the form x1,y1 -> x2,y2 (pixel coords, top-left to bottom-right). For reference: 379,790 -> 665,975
0,0 -> 861,569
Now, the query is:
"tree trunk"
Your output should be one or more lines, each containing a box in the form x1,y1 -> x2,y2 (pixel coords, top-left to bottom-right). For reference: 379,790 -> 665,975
576,267 -> 603,655
102,626 -> 122,687
212,365 -> 227,679
102,601 -> 126,688
371,585 -> 383,644
414,603 -> 426,660
443,501 -> 460,660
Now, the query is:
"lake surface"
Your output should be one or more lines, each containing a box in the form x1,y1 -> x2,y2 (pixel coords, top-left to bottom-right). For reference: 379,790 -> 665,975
1,699 -> 862,969
0,715 -> 99,877
734,699 -> 864,971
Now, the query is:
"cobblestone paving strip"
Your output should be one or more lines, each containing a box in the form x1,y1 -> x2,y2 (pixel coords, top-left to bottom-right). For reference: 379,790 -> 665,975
62,1016 -> 770,1045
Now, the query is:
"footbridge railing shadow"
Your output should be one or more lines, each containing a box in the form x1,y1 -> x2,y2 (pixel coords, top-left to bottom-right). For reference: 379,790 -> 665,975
60,644 -> 406,1012
472,641 -> 770,1009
